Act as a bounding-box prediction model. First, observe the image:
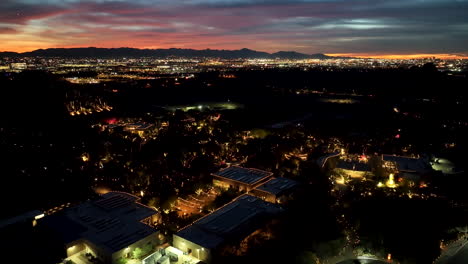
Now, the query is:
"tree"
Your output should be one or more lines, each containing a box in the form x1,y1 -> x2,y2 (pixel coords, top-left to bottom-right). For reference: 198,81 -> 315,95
295,251 -> 320,264
161,195 -> 177,211
116,257 -> 128,264
132,247 -> 143,259
314,238 -> 346,259
369,155 -> 385,179
204,187 -> 240,212
147,197 -> 160,208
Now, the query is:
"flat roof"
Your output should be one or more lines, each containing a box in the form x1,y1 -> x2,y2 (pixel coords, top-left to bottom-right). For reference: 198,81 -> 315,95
176,194 -> 282,249
383,155 -> 431,173
0,210 -> 43,229
212,166 -> 273,185
255,177 -> 299,196
43,192 -> 158,253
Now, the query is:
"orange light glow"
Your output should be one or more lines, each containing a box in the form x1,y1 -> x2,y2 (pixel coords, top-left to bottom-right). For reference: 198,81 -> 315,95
326,53 -> 468,60
94,186 -> 111,195
81,154 -> 89,162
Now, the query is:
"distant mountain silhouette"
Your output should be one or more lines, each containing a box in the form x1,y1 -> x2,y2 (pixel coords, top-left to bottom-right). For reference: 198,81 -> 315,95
271,51 -> 323,59
0,52 -> 20,57
0,47 -> 350,59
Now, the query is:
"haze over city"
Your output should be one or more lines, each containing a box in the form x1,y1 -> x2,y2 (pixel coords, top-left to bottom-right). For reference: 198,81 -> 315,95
1,0 -> 468,58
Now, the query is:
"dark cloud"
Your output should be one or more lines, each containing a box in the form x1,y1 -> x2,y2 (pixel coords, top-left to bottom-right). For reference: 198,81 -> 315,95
0,0 -> 69,24
0,26 -> 17,34
0,0 -> 467,54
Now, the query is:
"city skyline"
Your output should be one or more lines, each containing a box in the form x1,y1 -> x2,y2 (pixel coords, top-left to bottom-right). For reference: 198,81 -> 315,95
1,0 -> 468,58
2,46 -> 468,60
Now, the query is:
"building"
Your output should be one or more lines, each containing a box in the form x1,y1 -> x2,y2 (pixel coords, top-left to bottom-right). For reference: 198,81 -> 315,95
123,122 -> 154,137
212,166 -> 273,191
0,210 -> 44,229
173,194 -> 283,263
42,192 -> 161,264
10,62 -> 27,70
382,154 -> 432,179
142,247 -> 199,264
251,177 -> 300,203
105,122 -> 154,137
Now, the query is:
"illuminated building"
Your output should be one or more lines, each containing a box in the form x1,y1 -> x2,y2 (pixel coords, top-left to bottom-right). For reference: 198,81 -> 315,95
10,62 -> 27,70
212,166 -> 273,192
42,192 -> 161,264
123,123 -> 154,137
382,154 -> 432,180
173,194 -> 282,263
250,177 -> 300,203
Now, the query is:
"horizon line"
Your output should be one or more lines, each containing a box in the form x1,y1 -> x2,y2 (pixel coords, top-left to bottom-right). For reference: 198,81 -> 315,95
327,53 -> 468,60
1,46 -> 467,60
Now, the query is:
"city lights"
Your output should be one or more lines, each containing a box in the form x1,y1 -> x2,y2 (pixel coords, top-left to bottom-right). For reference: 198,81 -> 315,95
1,37 -> 466,264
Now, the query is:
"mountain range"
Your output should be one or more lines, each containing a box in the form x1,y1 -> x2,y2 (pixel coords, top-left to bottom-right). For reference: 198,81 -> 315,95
0,47 -> 349,59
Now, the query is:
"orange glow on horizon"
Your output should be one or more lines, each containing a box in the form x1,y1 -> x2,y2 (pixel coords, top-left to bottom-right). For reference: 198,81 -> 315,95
326,53 -> 468,60
1,45 -> 467,60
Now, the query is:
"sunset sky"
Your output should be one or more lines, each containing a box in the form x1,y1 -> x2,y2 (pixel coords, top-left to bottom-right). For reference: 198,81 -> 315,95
1,0 -> 468,57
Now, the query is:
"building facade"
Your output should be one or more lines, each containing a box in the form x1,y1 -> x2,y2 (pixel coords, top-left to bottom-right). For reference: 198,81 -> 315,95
173,194 -> 282,263
212,166 -> 273,192
43,192 -> 161,264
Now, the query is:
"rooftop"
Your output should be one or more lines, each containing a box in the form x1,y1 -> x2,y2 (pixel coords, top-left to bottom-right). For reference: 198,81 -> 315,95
0,210 -> 43,229
255,177 -> 299,196
43,192 -> 158,253
176,194 -> 282,249
383,155 -> 431,173
212,166 -> 273,185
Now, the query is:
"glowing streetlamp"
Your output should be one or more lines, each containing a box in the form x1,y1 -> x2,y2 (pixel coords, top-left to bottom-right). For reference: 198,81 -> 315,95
81,153 -> 89,162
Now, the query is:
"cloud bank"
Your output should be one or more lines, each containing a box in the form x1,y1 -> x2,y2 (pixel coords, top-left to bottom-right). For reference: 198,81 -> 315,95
1,0 -> 467,55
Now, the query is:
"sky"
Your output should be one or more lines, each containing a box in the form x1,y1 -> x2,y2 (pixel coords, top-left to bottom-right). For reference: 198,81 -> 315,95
1,0 -> 468,57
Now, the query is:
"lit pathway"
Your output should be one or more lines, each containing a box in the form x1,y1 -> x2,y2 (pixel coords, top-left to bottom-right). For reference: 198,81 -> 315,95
435,235 -> 468,264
